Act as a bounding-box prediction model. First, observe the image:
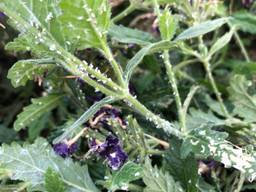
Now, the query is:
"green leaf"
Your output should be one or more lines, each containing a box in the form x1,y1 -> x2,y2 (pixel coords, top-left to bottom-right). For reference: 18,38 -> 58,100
54,96 -> 116,143
159,9 -> 176,41
28,113 -> 50,141
175,18 -> 229,41
105,161 -> 143,191
209,30 -> 233,56
124,41 -> 176,82
45,168 -> 65,192
0,138 -> 99,191
7,59 -> 54,88
143,157 -> 184,192
164,138 -> 198,192
59,0 -> 111,50
228,75 -> 256,122
182,126 -> 256,181
14,95 -> 63,131
0,125 -> 17,144
185,108 -> 226,130
109,25 -> 155,45
231,11 -> 256,34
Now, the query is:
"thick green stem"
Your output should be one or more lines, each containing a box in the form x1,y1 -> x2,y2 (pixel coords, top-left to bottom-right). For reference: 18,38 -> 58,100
101,43 -> 126,87
112,4 -> 136,23
163,51 -> 186,133
126,94 -> 183,138
202,59 -> 229,117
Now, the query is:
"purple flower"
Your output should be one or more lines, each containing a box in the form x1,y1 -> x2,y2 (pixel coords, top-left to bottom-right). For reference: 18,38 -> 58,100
90,106 -> 126,129
0,12 -> 5,18
242,0 -> 253,7
89,135 -> 128,170
53,142 -> 78,158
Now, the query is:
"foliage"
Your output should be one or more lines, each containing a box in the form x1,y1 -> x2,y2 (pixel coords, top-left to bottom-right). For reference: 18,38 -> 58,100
0,0 -> 256,191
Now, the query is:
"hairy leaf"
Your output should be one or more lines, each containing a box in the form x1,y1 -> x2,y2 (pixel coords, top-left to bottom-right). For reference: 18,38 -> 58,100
185,108 -> 226,130
181,126 -> 256,181
228,75 -> 256,122
109,25 -> 155,45
105,161 -> 143,191
143,157 -> 184,192
164,138 -> 199,192
159,9 -> 176,41
231,11 -> 256,34
209,30 -> 233,56
14,95 -> 63,131
7,59 -> 54,88
59,0 -> 111,50
0,138 -> 99,191
175,18 -> 229,41
45,168 -> 65,192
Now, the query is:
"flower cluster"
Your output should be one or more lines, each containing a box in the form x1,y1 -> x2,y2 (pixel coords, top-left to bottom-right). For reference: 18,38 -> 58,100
89,135 -> 128,170
53,142 -> 78,158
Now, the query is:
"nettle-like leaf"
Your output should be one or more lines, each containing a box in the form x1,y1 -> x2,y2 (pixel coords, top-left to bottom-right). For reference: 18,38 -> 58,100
7,59 -> 54,88
45,168 -> 65,192
109,25 -> 155,46
14,94 -> 63,131
105,161 -> 143,191
164,138 -> 199,192
185,108 -> 226,130
231,11 -> 256,34
181,126 -> 256,181
228,75 -> 256,122
59,0 -> 111,50
143,157 -> 184,192
159,9 -> 176,41
0,138 -> 99,191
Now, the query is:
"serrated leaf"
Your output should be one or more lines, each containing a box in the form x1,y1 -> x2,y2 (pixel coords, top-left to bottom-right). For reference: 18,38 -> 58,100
143,157 -> 184,192
59,0 -> 111,50
231,11 -> 256,34
14,95 -> 63,131
159,9 -> 176,41
228,75 -> 256,122
45,168 -> 65,192
7,59 -> 54,88
185,108 -> 226,130
54,96 -> 116,143
109,25 -> 155,45
105,161 -> 143,191
0,138 -> 99,191
182,126 -> 256,181
164,138 -> 198,192
209,30 -> 233,56
175,18 -> 229,41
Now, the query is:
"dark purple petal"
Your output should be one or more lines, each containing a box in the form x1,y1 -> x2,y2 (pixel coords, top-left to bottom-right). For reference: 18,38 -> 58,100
53,143 -> 69,158
68,143 -> 78,154
0,12 -> 5,18
89,135 -> 128,170
106,145 -> 128,170
53,142 -> 78,158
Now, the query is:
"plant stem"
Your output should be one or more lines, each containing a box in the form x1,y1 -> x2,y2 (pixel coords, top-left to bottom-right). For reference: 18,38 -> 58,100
233,30 -> 251,62
163,51 -> 186,133
202,59 -> 229,117
112,4 -> 136,23
126,94 -> 183,138
101,43 -> 126,87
